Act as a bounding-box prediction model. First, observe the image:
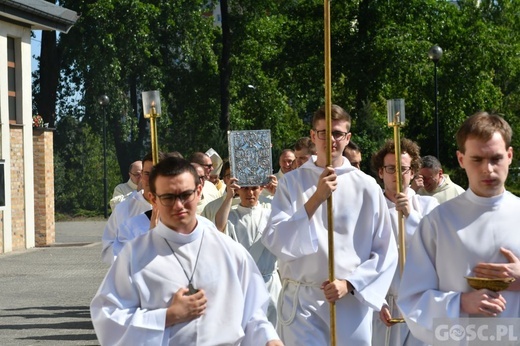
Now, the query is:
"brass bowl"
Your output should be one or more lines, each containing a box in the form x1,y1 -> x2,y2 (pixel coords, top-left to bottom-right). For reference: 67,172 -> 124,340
465,276 -> 515,292
388,318 -> 405,324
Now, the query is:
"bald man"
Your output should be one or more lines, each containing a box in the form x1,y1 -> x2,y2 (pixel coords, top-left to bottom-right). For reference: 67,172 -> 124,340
110,160 -> 142,209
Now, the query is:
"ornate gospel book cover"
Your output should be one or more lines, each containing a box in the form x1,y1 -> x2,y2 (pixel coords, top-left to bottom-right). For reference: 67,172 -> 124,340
228,130 -> 272,187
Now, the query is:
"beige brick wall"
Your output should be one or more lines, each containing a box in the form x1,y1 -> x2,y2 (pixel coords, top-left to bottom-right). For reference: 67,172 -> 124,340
33,128 -> 55,246
10,126 -> 25,251
6,126 -> 55,252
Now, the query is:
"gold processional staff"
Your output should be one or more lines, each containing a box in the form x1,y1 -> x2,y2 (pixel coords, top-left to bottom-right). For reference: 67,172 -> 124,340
387,99 -> 407,324
323,0 -> 336,345
142,90 -> 162,165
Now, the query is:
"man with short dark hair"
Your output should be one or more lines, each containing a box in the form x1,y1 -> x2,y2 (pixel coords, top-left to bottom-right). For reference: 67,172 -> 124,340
91,157 -> 283,346
293,137 -> 316,168
189,152 -> 214,181
398,112 -> 520,344
190,152 -> 221,205
343,140 -> 362,170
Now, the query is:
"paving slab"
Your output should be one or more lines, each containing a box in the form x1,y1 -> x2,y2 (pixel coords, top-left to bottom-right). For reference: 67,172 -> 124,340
0,220 -> 109,346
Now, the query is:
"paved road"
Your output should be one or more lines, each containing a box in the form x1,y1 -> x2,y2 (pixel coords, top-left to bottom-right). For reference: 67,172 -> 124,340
0,220 -> 108,346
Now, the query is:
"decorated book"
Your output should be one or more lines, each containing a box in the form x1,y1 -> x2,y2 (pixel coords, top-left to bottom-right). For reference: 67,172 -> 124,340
228,130 -> 272,187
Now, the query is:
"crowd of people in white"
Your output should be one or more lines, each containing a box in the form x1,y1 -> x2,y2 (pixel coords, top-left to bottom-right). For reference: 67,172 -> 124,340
90,106 -> 520,346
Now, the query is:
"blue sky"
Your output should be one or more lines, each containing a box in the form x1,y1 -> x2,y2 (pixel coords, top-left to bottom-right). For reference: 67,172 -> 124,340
31,31 -> 41,73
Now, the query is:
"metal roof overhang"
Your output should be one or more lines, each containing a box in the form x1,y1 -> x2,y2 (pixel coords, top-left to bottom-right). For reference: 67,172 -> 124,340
0,0 -> 79,33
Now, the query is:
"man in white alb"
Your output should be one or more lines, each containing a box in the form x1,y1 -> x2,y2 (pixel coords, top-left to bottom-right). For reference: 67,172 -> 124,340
262,104 -> 397,345
215,178 -> 281,327
202,161 -> 275,224
109,160 -> 142,209
91,157 -> 283,346
398,112 -> 520,345
100,152 -> 156,264
370,138 -> 438,346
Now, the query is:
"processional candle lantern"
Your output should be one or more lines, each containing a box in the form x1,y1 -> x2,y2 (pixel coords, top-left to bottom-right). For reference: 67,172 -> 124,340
387,98 -> 406,274
387,99 -> 406,324
142,90 -> 161,165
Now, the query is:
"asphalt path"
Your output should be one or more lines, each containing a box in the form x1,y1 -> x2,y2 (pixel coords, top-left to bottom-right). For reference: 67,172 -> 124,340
0,220 -> 108,346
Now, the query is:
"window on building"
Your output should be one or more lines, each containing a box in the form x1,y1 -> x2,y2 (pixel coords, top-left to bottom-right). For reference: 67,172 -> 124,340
7,37 -> 17,123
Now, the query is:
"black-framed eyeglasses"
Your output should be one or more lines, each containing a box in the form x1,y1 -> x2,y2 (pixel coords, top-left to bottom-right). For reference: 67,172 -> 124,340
129,172 -> 142,177
201,163 -> 213,169
155,189 -> 197,206
198,175 -> 206,181
314,129 -> 349,141
383,165 -> 411,174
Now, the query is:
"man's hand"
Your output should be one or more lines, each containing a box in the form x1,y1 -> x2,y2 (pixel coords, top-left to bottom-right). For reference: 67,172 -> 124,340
266,340 -> 284,346
460,289 -> 506,316
304,166 -> 337,219
394,192 -> 411,217
473,247 -> 520,291
165,288 -> 207,327
378,304 -> 399,327
320,279 -> 350,303
315,166 -> 337,202
410,174 -> 423,192
225,177 -> 240,200
264,175 -> 278,195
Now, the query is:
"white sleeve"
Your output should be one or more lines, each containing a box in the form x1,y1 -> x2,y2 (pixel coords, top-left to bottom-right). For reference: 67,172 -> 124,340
238,251 -> 281,345
101,212 -> 119,264
90,249 -> 169,346
397,215 -> 462,344
261,180 -> 318,262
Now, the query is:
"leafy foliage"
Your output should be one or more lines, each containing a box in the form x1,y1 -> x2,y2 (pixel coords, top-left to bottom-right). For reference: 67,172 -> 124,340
41,0 -> 520,214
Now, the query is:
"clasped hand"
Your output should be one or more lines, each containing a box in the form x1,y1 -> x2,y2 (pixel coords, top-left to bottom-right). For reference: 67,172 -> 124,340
165,288 -> 207,327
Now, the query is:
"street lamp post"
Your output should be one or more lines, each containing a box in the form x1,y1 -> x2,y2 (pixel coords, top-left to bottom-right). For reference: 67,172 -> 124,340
98,95 -> 110,218
428,45 -> 443,159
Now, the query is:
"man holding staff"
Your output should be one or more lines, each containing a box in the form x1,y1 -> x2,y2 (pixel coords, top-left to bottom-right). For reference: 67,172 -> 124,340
370,138 -> 438,346
262,104 -> 398,345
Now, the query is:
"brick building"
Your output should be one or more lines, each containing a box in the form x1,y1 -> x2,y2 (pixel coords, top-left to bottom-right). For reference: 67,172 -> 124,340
0,0 -> 78,253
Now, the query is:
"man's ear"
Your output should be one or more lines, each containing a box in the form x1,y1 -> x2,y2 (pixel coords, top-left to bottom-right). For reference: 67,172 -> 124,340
148,191 -> 157,207
310,128 -> 316,142
456,151 -> 464,169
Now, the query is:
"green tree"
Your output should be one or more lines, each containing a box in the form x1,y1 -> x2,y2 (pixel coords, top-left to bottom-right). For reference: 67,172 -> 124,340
41,0 -> 520,213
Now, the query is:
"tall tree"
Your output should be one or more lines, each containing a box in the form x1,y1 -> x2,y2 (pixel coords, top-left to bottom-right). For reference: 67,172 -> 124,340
34,0 -> 62,127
